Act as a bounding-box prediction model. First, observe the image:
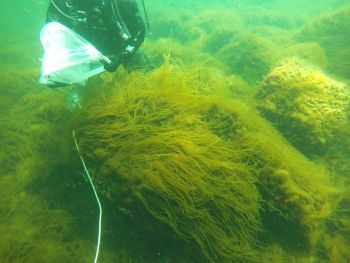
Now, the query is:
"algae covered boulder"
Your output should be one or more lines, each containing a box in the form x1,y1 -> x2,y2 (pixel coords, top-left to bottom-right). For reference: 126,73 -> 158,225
189,9 -> 243,52
72,63 -> 337,262
73,66 -> 262,262
284,42 -> 327,69
256,59 -> 350,156
216,33 -> 279,83
298,7 -> 350,79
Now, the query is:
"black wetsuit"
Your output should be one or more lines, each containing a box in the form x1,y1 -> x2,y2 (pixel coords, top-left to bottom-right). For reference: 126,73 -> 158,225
46,0 -> 146,71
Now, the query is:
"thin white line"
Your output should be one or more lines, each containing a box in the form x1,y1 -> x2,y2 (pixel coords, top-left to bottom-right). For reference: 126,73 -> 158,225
50,0 -> 82,21
72,130 -> 102,263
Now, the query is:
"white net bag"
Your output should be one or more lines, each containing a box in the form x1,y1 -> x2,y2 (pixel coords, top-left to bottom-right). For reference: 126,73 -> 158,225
39,22 -> 111,86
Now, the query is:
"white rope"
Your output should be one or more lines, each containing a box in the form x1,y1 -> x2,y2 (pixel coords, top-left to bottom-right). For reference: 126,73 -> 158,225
72,130 -> 102,263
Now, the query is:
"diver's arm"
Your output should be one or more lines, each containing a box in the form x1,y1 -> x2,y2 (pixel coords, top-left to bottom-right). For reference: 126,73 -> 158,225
127,12 -> 146,51
102,55 -> 122,72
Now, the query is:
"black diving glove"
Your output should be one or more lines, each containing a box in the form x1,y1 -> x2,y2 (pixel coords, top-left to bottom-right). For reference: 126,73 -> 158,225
102,55 -> 122,72
102,45 -> 136,72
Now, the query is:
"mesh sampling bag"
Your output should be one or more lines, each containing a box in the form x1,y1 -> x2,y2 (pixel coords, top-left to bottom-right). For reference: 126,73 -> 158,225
39,22 -> 111,85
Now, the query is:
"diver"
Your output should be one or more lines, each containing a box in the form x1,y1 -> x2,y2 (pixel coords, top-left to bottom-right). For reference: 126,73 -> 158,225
46,0 -> 148,73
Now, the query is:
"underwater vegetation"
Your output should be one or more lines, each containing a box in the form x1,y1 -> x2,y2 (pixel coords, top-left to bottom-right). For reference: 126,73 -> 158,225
216,33 -> 279,84
0,70 -> 70,262
254,57 -> 350,263
298,7 -> 350,80
143,38 -> 222,71
71,62 -> 338,262
255,58 -> 349,156
72,65 -> 262,262
284,42 -> 328,69
1,1 -> 350,262
239,5 -> 303,30
318,193 -> 350,263
0,69 -> 121,263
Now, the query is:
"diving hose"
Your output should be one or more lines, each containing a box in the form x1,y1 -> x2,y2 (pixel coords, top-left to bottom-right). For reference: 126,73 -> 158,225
50,0 -> 86,22
111,0 -> 131,38
51,0 -> 151,34
141,0 -> 151,33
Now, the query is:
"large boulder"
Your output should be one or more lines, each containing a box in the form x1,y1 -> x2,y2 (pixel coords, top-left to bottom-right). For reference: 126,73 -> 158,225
73,64 -> 337,262
256,59 -> 349,156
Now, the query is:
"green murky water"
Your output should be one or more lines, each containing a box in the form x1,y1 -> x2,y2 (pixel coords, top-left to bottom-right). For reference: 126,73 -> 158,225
0,1 -> 349,262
